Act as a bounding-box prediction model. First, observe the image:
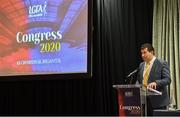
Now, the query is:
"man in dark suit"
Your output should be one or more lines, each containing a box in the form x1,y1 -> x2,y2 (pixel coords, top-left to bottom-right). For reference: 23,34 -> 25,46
137,43 -> 171,116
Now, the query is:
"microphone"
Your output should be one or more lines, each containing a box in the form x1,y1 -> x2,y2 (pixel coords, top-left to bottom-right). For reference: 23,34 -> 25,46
125,68 -> 139,84
126,68 -> 138,78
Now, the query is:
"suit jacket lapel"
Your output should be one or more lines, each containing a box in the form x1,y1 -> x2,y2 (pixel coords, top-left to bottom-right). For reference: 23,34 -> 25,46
148,58 -> 157,82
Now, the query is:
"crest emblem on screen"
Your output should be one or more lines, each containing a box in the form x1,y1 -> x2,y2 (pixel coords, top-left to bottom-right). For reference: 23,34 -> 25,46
29,1 -> 47,18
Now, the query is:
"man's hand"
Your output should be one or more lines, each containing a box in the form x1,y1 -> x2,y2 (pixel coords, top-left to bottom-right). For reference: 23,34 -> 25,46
148,82 -> 157,89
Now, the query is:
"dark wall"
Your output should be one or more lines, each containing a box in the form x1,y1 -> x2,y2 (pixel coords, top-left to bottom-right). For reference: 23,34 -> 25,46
0,0 -> 153,115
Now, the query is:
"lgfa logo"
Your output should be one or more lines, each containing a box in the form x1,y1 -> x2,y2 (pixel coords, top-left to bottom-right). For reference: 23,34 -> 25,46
29,1 -> 47,18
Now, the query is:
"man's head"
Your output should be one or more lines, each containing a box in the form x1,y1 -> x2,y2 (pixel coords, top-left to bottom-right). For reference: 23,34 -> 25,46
140,43 -> 155,63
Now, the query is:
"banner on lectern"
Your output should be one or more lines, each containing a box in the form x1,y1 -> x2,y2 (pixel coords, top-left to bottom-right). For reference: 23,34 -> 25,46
117,87 -> 141,116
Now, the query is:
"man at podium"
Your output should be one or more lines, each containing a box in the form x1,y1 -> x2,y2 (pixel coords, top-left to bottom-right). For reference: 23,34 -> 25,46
137,43 -> 171,116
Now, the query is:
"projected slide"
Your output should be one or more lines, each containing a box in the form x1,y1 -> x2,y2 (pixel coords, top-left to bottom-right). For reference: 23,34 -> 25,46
0,0 -> 88,76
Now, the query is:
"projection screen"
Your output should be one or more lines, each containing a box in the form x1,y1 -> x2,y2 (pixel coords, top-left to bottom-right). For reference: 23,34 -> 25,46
0,0 -> 92,77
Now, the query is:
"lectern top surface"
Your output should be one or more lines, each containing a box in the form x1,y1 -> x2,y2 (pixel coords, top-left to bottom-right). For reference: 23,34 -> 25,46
113,84 -> 141,88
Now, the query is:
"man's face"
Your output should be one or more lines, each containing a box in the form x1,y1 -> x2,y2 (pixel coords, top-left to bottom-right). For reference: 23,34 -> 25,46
141,48 -> 153,62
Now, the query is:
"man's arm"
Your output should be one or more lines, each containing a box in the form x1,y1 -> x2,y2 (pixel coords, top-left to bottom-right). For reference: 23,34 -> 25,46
148,61 -> 171,89
155,61 -> 171,87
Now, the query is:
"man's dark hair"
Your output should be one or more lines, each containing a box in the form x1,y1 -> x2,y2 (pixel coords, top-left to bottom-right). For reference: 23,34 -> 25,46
141,43 -> 155,54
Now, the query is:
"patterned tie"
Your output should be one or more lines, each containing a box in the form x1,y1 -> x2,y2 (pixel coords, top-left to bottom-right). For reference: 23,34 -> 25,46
143,62 -> 151,87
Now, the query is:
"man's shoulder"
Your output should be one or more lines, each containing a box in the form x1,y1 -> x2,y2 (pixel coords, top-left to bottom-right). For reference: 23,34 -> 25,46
156,58 -> 167,63
139,61 -> 145,66
155,58 -> 168,66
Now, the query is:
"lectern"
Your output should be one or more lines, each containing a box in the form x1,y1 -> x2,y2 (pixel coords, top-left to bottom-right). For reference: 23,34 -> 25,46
113,84 -> 162,116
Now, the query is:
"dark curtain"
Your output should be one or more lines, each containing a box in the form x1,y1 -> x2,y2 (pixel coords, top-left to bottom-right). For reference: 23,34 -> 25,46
0,0 -> 153,116
95,0 -> 153,84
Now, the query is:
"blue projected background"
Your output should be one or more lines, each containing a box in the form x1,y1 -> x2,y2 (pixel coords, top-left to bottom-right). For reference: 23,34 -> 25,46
0,0 -> 88,76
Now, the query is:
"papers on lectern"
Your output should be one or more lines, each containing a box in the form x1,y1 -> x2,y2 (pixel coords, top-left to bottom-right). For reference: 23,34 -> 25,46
147,87 -> 162,95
